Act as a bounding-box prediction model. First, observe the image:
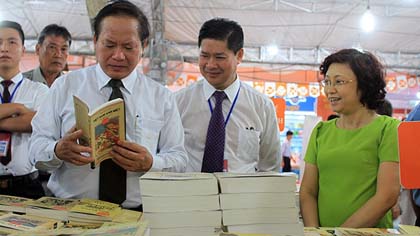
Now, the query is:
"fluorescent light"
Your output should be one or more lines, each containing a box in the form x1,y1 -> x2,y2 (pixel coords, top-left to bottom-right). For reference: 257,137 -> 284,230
360,7 -> 375,33
266,44 -> 279,56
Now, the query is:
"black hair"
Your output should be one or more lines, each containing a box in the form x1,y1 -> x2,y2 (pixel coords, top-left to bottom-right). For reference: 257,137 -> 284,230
38,24 -> 72,46
0,21 -> 24,44
327,114 -> 340,120
319,48 -> 386,110
286,130 -> 294,136
198,18 -> 244,54
93,0 -> 150,48
376,99 -> 393,117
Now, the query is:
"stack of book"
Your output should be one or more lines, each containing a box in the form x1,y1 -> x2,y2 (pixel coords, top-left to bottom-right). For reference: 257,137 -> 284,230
0,195 -> 33,214
140,172 -> 221,236
215,172 -> 303,236
0,213 -> 62,232
399,224 -> 420,235
67,198 -> 122,225
25,197 -> 80,222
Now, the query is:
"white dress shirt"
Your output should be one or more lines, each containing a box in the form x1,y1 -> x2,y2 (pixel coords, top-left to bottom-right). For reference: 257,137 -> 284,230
281,139 -> 292,157
0,73 -> 48,176
175,77 -> 281,173
29,64 -> 188,208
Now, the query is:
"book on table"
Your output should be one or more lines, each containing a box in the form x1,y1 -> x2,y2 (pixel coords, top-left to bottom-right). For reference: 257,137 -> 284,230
221,207 -> 298,226
140,172 -> 221,235
80,221 -> 148,236
150,226 -> 219,236
214,172 -> 297,194
0,194 -> 33,214
226,223 -> 304,236
25,196 -> 80,221
73,95 -> 125,168
142,194 -> 220,213
219,192 -> 296,210
139,172 -> 219,196
68,198 -> 122,223
0,213 -> 61,231
143,210 -> 221,229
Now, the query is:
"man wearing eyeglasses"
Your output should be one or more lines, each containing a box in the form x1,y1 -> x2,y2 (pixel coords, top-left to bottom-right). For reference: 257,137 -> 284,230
23,24 -> 72,87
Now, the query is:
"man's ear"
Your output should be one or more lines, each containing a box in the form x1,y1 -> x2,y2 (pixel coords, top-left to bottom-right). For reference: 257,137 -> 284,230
141,40 -> 149,57
236,48 -> 244,64
35,44 -> 41,56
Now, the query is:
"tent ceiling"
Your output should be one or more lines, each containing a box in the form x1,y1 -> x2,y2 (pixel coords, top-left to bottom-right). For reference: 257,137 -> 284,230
1,0 -> 420,72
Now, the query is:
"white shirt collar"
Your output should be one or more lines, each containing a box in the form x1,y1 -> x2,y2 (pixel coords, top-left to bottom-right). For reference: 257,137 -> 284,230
0,73 -> 23,85
203,75 -> 241,102
95,64 -> 137,94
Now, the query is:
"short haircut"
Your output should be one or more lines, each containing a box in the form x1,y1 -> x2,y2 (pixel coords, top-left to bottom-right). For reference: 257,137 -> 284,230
0,21 -> 24,44
38,24 -> 72,46
376,99 -> 393,117
286,130 -> 293,136
198,18 -> 244,54
319,49 -> 386,110
93,0 -> 150,47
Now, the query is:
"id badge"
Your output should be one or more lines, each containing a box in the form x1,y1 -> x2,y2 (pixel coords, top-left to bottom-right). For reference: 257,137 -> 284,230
223,159 -> 228,172
0,132 -> 10,157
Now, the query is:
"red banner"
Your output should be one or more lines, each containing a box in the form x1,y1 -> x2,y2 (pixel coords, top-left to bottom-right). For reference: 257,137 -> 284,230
271,97 -> 286,131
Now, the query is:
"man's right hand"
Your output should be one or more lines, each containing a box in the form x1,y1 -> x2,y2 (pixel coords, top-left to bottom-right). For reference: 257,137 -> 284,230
55,127 -> 94,166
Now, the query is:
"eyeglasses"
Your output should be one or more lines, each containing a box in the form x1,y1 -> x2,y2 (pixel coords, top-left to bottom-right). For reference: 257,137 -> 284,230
320,79 -> 354,88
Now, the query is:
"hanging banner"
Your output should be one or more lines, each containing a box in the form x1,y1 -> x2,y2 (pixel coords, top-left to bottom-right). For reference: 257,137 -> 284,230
385,76 -> 397,92
316,94 -> 334,121
397,75 -> 408,90
186,75 -> 197,87
253,81 -> 265,94
264,82 -> 276,97
276,82 -> 287,97
298,84 -> 309,97
271,97 -> 286,131
407,75 -> 417,88
309,82 -> 321,97
286,83 -> 298,97
398,122 -> 420,188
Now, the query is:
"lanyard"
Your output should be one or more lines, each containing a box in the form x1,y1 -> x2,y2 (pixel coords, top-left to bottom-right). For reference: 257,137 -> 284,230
0,78 -> 24,104
208,84 -> 241,127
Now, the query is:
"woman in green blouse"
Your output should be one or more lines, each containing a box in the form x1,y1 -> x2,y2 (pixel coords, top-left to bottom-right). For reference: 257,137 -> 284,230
300,49 -> 400,228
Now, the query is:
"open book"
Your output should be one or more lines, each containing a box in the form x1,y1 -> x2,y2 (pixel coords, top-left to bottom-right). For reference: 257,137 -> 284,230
73,95 -> 125,168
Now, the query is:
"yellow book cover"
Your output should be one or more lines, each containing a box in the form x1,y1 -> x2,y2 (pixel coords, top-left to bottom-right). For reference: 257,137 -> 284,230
81,221 -> 148,236
69,198 -> 122,220
27,197 -> 79,211
0,213 -> 60,231
399,224 -> 420,234
334,227 -> 393,236
110,209 -> 142,223
73,95 -> 125,168
220,233 -> 271,236
0,194 -> 33,213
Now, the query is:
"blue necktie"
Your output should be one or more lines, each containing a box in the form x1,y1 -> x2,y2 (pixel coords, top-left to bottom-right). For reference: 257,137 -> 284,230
99,79 -> 126,204
201,91 -> 227,173
1,80 -> 12,165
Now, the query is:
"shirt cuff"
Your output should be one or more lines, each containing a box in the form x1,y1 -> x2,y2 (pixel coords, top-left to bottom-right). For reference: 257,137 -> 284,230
34,141 -> 63,171
149,154 -> 163,171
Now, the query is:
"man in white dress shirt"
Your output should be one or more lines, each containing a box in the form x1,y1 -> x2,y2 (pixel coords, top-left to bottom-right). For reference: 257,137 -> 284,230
0,21 -> 48,198
281,130 -> 294,172
29,1 -> 187,210
175,18 -> 281,173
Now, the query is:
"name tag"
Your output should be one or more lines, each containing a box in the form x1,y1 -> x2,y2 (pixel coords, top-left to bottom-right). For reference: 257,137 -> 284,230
0,132 -> 11,157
